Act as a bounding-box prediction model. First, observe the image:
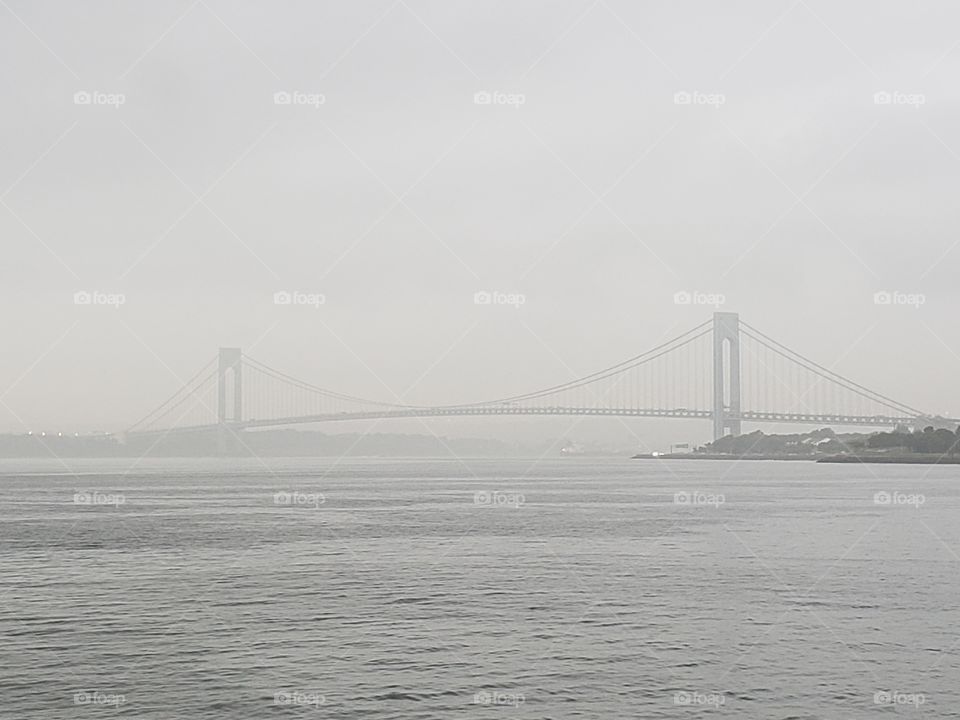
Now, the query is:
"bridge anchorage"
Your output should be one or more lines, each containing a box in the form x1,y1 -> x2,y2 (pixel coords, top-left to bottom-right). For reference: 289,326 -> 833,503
125,312 -> 949,451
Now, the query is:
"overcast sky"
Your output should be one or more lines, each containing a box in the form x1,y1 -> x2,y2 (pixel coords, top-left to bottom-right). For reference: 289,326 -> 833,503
2,0 -> 959,447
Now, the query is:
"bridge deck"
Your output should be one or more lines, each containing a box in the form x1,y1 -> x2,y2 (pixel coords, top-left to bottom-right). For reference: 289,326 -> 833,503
126,406 -> 928,439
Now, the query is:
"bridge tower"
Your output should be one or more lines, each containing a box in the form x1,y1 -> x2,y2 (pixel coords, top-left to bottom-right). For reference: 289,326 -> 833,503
712,312 -> 742,440
217,347 -> 242,454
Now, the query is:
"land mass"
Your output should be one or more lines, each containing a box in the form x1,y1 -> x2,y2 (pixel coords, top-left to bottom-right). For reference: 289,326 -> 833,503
635,425 -> 960,464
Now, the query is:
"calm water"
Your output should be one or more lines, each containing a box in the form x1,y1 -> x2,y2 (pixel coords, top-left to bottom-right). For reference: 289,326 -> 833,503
1,457 -> 958,718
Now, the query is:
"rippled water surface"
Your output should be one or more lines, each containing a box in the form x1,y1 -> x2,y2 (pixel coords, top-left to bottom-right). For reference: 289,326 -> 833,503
2,457 -> 959,718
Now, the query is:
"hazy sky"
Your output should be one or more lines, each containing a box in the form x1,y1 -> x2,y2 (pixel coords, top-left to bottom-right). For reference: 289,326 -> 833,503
2,0 -> 959,447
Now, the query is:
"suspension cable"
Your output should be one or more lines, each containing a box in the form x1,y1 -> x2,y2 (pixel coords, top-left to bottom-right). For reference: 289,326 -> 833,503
741,323 -> 920,416
242,356 -> 411,408
126,357 -> 218,432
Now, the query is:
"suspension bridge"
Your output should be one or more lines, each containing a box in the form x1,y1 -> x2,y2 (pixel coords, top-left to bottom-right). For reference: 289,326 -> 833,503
125,313 -> 948,451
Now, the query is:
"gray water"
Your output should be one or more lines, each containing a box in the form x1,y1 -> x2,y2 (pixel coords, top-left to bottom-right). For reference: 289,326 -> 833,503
1,457 -> 958,718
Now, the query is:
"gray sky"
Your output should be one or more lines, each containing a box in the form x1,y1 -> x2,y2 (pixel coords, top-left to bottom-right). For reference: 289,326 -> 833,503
2,0 -> 959,447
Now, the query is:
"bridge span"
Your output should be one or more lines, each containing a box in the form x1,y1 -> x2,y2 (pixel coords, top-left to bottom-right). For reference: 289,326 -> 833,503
125,313 -> 950,446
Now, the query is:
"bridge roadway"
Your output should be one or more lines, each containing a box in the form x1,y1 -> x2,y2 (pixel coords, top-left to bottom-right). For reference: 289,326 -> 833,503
125,405 -> 926,439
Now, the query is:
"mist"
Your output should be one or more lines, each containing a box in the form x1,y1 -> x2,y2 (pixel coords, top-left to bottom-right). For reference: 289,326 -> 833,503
2,0 -> 958,449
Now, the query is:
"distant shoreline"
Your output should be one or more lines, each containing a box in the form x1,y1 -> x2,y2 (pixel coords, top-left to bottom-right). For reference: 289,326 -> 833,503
817,454 -> 960,465
632,453 -> 812,461
633,453 -> 960,464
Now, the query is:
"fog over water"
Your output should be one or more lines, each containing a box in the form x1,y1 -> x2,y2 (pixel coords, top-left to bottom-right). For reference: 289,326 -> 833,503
1,1 -> 959,448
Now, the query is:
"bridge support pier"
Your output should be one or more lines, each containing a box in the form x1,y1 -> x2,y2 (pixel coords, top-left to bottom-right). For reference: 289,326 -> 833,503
713,313 -> 742,440
217,347 -> 243,455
